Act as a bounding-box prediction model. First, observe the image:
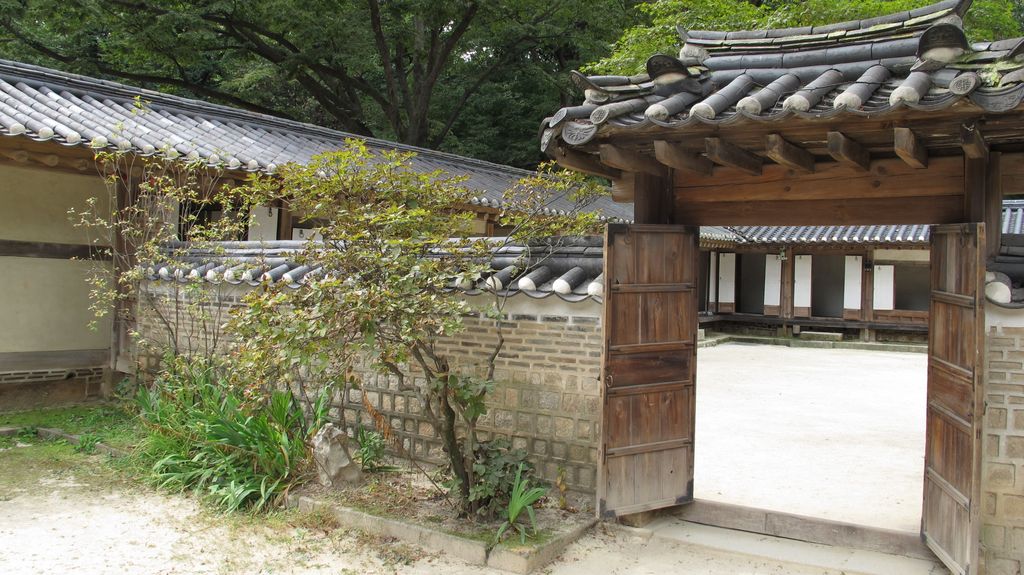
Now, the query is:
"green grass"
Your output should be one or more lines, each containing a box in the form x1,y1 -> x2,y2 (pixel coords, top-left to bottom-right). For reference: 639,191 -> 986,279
0,436 -> 127,498
0,404 -> 143,450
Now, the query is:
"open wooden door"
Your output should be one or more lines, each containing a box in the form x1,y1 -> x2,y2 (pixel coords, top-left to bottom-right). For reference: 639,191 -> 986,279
598,224 -> 698,519
923,223 -> 985,575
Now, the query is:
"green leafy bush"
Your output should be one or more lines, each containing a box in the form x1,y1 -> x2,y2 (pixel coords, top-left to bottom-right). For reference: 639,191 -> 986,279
467,438 -> 544,520
355,427 -> 397,473
135,356 -> 331,512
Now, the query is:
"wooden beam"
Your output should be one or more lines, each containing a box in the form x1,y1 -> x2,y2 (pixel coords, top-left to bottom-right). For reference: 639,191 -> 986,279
653,140 -> 712,175
611,177 -> 634,203
0,349 -> 110,371
960,123 -> 988,160
986,152 -> 1003,259
632,173 -> 671,224
764,134 -> 815,173
0,238 -> 111,260
705,138 -> 762,176
827,132 -> 870,171
894,127 -> 928,169
599,144 -> 666,177
550,147 -> 622,180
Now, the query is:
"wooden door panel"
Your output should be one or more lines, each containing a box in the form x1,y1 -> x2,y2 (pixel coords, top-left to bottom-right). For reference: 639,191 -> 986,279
602,389 -> 692,449
600,224 -> 698,519
606,349 -> 691,388
923,223 -> 984,575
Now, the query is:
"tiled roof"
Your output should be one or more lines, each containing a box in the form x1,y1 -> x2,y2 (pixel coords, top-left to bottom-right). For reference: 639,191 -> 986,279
541,0 -> 1024,151
147,201 -> 1024,304
0,59 -> 633,221
145,238 -> 607,303
730,224 -> 932,245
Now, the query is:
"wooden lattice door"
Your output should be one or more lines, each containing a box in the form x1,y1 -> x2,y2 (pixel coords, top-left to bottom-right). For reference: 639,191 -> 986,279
598,224 -> 698,518
923,223 -> 985,575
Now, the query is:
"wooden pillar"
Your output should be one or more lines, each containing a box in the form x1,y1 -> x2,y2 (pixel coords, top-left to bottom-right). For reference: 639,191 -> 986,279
780,247 -> 794,319
631,173 -> 672,225
110,173 -> 141,377
986,152 -> 1003,260
862,249 -> 874,323
965,155 -> 987,224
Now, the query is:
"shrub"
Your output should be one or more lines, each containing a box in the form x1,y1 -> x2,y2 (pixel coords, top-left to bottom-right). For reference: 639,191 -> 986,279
135,356 -> 331,512
354,427 -> 397,473
467,438 -> 544,520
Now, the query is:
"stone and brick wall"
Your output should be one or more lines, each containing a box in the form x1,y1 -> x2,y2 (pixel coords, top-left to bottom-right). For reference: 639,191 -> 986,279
135,281 -> 603,493
983,304 -> 1024,573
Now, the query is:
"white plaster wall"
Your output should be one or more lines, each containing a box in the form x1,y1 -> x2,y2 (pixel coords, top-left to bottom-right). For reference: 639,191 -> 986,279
292,227 -> 322,241
248,206 -> 279,241
793,255 -> 812,308
986,302 -> 1024,328
0,164 -> 110,245
718,253 -> 736,304
0,257 -> 112,353
873,265 -> 895,310
764,254 -> 782,307
844,256 -> 863,310
874,248 -> 930,262
474,293 -> 602,318
708,251 -> 718,305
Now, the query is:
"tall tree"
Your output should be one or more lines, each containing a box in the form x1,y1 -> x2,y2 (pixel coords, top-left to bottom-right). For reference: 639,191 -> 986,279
0,0 -> 637,166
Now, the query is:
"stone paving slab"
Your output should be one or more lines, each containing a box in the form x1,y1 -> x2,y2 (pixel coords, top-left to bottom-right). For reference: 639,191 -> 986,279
647,520 -> 946,575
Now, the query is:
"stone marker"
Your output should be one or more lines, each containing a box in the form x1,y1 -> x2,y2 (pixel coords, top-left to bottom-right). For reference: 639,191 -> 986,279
311,423 -> 361,487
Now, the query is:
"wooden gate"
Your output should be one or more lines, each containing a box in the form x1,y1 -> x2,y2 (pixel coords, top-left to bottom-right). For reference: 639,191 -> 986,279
598,224 -> 698,518
923,223 -> 985,575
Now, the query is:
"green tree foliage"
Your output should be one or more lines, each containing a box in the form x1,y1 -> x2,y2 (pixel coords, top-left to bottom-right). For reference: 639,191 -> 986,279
0,0 -> 637,167
229,142 -> 604,515
587,0 -> 1024,75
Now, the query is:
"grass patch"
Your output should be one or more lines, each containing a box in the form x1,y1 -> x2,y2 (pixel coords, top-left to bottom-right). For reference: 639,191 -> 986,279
0,404 -> 142,450
0,437 -> 126,497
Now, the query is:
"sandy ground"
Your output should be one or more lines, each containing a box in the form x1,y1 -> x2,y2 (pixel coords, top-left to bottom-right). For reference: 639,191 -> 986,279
0,442 -> 844,575
695,343 -> 927,532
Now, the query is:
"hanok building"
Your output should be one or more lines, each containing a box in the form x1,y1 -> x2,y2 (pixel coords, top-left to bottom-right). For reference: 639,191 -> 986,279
0,58 -> 636,407
541,0 -> 1024,572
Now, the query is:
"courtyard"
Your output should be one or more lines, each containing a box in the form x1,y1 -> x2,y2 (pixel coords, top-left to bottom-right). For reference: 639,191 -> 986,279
695,343 -> 928,533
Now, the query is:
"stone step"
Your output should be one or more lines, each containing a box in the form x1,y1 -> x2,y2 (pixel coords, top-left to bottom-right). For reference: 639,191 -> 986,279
675,499 -> 933,559
646,519 -> 946,575
800,331 -> 844,342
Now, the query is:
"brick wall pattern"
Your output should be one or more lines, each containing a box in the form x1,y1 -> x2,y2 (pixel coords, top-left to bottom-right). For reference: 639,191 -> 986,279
135,283 -> 603,493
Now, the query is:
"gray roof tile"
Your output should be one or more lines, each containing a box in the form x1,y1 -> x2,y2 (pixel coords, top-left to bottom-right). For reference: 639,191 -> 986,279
0,58 -> 633,222
542,0 -> 1023,151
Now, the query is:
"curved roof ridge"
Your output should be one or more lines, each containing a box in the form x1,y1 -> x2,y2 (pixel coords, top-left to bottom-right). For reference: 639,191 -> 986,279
679,0 -> 970,45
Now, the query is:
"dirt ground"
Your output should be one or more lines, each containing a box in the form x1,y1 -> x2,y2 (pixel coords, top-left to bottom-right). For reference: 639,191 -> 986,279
695,343 -> 927,532
0,440 -> 843,575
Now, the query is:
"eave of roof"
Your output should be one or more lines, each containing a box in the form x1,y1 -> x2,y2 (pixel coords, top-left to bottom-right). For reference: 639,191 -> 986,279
540,0 -> 1024,157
